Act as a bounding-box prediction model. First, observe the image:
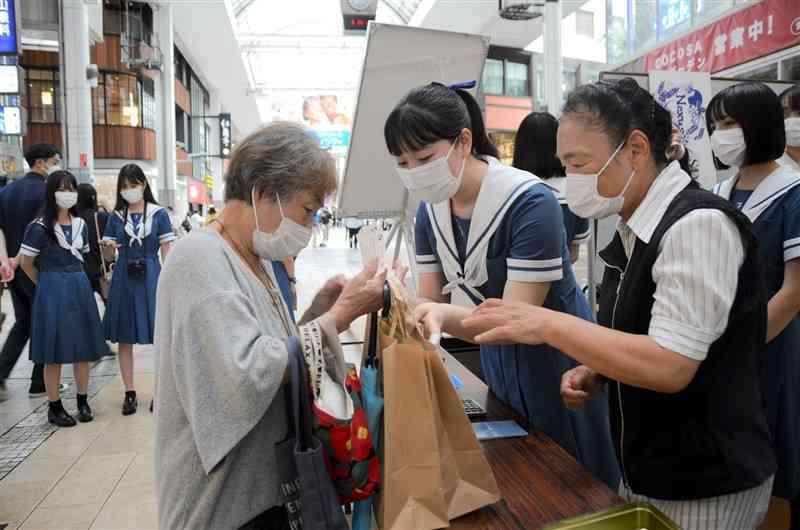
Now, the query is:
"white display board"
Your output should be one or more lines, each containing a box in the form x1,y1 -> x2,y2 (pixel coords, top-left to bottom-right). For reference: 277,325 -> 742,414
337,23 -> 490,219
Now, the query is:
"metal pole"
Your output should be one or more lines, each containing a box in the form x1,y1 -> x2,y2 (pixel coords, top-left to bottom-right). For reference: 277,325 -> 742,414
587,219 -> 598,319
57,0 -> 69,161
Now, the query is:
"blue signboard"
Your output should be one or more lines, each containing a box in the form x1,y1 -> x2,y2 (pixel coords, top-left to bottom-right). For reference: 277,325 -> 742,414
659,0 -> 691,33
0,0 -> 18,55
0,106 -> 22,135
314,130 -> 351,151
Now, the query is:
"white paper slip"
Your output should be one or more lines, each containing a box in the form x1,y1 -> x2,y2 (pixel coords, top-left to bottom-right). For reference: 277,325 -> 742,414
358,224 -> 386,271
472,420 -> 528,441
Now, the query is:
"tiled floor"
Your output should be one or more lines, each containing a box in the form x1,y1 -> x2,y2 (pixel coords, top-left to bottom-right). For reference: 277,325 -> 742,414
0,225 -> 594,530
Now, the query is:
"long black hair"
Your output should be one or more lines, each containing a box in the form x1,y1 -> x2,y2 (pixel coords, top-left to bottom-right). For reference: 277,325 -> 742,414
77,183 -> 98,214
384,82 -> 498,159
562,77 -> 672,168
707,82 -> 785,168
113,163 -> 158,212
39,170 -> 79,241
513,112 -> 565,179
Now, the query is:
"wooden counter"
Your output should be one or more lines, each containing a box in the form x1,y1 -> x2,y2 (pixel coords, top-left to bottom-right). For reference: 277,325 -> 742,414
343,342 -> 623,529
442,351 -> 623,529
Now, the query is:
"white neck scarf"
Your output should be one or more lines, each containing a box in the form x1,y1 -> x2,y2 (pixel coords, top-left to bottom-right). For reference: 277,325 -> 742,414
428,157 -> 541,302
116,203 -> 164,247
42,216 -> 85,262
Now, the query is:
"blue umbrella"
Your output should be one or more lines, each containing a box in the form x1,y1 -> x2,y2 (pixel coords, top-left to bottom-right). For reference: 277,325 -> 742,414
352,284 -> 390,530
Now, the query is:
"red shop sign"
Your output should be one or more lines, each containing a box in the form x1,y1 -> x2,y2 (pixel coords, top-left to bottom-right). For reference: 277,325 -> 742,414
645,0 -> 800,73
187,178 -> 209,205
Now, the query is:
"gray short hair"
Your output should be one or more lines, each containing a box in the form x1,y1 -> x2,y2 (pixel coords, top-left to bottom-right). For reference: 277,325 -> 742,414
224,122 -> 337,205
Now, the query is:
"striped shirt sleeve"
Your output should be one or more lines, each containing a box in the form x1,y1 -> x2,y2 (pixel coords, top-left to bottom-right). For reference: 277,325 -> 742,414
783,190 -> 800,262
156,210 -> 177,245
506,186 -> 564,283
414,205 -> 441,274
572,215 -> 591,245
102,212 -> 120,243
649,209 -> 744,362
19,222 -> 45,258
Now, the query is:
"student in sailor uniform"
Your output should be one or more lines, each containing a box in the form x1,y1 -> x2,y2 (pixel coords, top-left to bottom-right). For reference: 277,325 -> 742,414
513,112 -> 590,264
779,84 -> 800,173
19,171 -> 105,427
101,164 -> 175,416
463,78 -> 777,528
708,82 -> 800,527
385,82 -> 620,488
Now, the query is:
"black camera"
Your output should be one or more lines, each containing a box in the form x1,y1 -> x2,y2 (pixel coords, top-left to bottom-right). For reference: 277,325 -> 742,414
127,260 -> 147,278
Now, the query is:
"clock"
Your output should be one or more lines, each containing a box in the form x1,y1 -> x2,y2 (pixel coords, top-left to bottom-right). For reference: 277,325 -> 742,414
348,0 -> 371,11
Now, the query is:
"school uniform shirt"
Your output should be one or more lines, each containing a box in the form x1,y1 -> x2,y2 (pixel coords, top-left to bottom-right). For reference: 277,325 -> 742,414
546,176 -> 591,247
714,164 -> 800,500
19,218 -> 105,365
415,157 -> 620,489
0,172 -> 46,258
608,161 -> 775,527
102,205 -> 176,345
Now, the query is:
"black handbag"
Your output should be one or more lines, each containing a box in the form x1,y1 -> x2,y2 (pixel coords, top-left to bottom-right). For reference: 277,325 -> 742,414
275,337 -> 349,530
124,203 -> 148,278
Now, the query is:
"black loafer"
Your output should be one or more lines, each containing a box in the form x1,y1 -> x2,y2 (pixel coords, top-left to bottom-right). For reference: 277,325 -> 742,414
122,394 -> 138,416
77,402 -> 93,423
48,408 -> 77,427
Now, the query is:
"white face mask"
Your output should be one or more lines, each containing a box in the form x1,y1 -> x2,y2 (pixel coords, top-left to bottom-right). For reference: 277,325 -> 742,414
710,127 -> 747,168
121,187 -> 144,205
55,191 -> 78,210
785,117 -> 800,148
565,141 -> 635,220
251,189 -> 312,261
395,140 -> 466,204
47,164 -> 61,176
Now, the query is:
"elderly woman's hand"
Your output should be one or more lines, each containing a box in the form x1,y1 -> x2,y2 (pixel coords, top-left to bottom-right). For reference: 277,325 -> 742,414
329,262 -> 387,333
308,274 -> 347,317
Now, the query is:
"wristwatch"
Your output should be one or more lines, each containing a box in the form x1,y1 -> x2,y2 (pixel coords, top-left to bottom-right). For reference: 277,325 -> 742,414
287,276 -> 297,285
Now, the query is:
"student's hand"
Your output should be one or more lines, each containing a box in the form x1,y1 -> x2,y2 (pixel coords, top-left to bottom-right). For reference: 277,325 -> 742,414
414,303 -> 447,345
561,365 -> 606,410
0,260 -> 14,283
391,259 -> 409,286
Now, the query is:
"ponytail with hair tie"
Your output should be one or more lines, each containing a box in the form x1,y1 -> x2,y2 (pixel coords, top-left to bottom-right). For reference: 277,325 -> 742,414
384,81 -> 499,160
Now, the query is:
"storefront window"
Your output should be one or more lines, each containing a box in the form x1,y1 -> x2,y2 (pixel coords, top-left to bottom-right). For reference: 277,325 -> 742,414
104,74 -> 141,127
91,73 -> 146,128
735,63 -> 778,81
781,55 -> 800,82
26,69 -> 60,124
506,61 -> 529,97
632,0 -> 658,55
693,0 -> 734,28
92,75 -> 106,125
490,131 -> 516,165
606,0 -> 629,66
142,77 -> 157,130
482,59 -> 504,95
658,0 -> 692,40
176,107 -> 187,146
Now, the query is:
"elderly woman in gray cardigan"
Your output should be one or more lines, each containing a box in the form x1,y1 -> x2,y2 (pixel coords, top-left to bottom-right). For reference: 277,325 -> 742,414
154,122 -> 386,530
